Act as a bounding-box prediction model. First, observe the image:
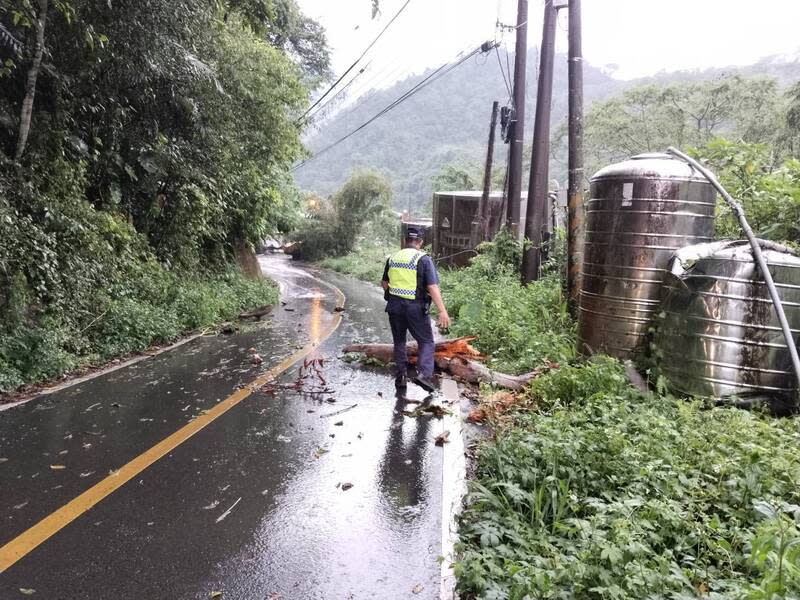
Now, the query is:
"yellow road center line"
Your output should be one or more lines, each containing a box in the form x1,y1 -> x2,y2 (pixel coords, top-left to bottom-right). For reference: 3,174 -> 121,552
0,283 -> 345,574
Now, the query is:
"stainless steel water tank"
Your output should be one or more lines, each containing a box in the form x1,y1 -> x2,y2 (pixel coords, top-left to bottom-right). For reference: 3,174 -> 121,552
656,240 -> 800,403
578,153 -> 716,358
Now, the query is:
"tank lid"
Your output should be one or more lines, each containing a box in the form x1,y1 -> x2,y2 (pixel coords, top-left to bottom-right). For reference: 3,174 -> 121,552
631,152 -> 673,160
591,152 -> 708,182
670,240 -> 800,278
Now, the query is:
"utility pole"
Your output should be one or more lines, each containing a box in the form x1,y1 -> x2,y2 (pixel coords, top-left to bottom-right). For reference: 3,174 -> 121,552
521,0 -> 558,283
567,0 -> 585,314
474,101 -> 499,245
505,0 -> 528,236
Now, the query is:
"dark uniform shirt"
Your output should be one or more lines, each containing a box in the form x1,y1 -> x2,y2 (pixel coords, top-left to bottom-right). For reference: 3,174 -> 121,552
382,253 -> 439,312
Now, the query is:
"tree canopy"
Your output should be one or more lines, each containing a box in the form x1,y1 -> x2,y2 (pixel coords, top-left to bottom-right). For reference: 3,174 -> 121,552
0,0 -> 328,390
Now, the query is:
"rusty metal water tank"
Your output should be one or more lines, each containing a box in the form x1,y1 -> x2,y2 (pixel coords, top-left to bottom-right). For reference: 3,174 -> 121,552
432,191 -> 528,267
656,240 -> 800,405
578,153 -> 716,358
400,219 -> 433,247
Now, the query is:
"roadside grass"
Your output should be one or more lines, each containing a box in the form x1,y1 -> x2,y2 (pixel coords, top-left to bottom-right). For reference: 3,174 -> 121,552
318,238 -> 393,284
0,270 -> 277,394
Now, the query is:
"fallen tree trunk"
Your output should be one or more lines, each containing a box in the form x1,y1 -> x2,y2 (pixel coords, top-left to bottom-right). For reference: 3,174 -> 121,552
343,336 -> 485,364
342,338 -> 540,391
434,356 -> 541,391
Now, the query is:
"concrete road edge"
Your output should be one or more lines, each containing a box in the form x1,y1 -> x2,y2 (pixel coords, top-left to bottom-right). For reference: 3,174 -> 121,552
439,377 -> 467,599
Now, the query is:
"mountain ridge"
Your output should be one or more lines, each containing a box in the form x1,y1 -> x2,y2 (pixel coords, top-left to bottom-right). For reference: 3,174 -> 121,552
295,49 -> 800,212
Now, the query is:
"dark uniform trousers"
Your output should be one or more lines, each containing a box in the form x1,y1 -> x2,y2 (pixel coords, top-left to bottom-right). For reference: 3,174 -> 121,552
387,300 -> 435,379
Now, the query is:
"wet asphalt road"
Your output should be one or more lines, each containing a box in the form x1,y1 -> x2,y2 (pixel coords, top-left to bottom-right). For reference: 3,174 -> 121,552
0,255 -> 444,599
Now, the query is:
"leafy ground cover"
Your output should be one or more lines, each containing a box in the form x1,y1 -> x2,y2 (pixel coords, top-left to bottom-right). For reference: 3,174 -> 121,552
455,357 -> 800,599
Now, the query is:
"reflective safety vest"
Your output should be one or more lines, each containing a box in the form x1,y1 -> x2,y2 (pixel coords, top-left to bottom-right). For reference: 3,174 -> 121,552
387,248 -> 426,300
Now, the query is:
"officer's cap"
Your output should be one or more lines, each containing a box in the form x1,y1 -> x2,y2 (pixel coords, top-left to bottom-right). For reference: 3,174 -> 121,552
406,225 -> 423,239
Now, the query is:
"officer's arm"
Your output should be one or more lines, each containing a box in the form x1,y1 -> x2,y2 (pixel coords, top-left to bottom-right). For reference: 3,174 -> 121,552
380,259 -> 390,290
426,284 -> 451,329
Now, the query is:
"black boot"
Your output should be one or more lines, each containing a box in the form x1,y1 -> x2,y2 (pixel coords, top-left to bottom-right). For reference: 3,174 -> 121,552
412,375 -> 435,393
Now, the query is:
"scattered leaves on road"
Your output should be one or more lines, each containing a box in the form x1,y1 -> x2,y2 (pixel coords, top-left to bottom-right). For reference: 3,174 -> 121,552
340,482 -> 353,491
203,500 -> 220,510
210,592 -> 223,598
411,584 -> 424,594
313,448 -> 329,459
466,408 -> 486,423
19,588 -> 35,595
333,420 -> 343,426
434,431 -> 450,446
215,497 -> 242,523
49,465 -> 66,470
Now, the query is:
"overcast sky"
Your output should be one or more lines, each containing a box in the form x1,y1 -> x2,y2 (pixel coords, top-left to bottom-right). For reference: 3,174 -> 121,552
297,0 -> 800,94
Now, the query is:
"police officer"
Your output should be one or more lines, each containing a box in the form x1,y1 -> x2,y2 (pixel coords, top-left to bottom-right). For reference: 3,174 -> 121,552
381,225 -> 450,392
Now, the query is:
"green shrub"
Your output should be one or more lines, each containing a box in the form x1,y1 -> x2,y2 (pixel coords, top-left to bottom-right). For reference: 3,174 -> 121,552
92,299 -> 181,358
0,318 -> 77,384
441,231 -> 575,374
319,238 -> 395,283
293,170 -> 393,261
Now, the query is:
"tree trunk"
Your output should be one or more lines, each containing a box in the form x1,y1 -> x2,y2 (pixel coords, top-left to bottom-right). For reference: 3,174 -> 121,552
342,338 -> 545,391
14,0 -> 49,162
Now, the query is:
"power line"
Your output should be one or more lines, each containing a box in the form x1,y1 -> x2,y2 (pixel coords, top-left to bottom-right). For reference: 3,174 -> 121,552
304,59 -> 374,122
309,48 -> 414,124
296,0 -> 412,124
293,41 -> 497,171
494,45 -> 512,101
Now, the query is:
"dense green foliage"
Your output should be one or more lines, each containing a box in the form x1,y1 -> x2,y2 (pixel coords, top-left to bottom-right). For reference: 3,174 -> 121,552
440,231 -> 575,374
693,139 -> 800,244
581,75 -> 786,177
0,0 -> 326,391
456,357 -> 800,599
292,170 -> 394,261
0,267 -> 278,392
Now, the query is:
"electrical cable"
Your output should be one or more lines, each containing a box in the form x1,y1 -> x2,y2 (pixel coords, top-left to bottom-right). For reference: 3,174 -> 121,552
494,45 -> 512,101
296,0 -> 412,124
293,41 -> 497,171
304,59 -> 374,123
311,42 -> 427,125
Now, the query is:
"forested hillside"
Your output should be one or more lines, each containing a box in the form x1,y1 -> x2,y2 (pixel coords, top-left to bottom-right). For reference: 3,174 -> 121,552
295,49 -> 800,213
0,0 -> 325,391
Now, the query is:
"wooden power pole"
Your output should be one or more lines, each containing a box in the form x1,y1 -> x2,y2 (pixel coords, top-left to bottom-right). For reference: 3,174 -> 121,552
475,101 -> 499,244
505,0 -> 528,236
567,0 -> 585,314
521,0 -> 558,283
